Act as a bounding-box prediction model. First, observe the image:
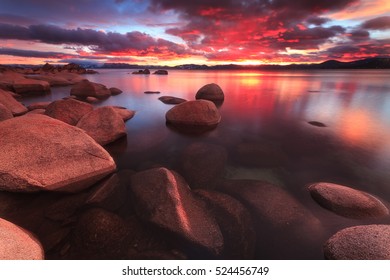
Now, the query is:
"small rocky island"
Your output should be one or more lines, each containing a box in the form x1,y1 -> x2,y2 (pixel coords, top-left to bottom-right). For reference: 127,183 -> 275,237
0,63 -> 389,260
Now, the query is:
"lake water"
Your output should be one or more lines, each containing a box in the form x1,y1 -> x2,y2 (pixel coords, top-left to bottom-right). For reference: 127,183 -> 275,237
22,69 -> 390,259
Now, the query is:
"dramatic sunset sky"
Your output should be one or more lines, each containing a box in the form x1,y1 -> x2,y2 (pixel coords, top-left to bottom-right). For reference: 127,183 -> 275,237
0,0 -> 389,65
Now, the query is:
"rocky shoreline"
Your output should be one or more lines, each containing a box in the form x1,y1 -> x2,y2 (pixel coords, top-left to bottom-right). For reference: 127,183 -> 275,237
0,64 -> 390,260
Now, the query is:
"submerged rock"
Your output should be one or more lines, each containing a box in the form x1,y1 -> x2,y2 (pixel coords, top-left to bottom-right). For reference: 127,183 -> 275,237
0,114 -> 116,192
180,142 -> 227,188
166,100 -> 221,129
77,106 -> 127,146
0,89 -> 28,116
45,98 -> 93,125
195,83 -> 224,102
0,218 -> 44,260
308,182 -> 388,219
86,174 -> 127,212
109,87 -> 123,95
308,121 -> 326,127
70,80 -> 111,100
218,179 -> 317,228
195,189 -> 256,259
324,225 -> 390,259
234,141 -> 287,168
130,167 -> 224,256
72,208 -> 130,259
158,96 -> 187,104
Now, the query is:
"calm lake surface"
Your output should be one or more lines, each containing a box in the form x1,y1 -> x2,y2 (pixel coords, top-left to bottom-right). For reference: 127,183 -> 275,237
23,69 -> 390,259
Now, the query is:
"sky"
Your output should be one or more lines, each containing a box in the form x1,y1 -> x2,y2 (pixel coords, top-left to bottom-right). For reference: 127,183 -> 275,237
0,0 -> 389,65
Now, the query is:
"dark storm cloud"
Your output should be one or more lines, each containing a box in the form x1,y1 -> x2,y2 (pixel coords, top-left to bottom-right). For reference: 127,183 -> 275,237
361,16 -> 390,30
0,47 -> 111,60
0,47 -> 66,58
305,16 -> 331,26
0,23 -> 191,55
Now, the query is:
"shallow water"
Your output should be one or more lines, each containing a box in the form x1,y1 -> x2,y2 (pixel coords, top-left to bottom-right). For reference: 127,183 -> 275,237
21,69 -> 390,259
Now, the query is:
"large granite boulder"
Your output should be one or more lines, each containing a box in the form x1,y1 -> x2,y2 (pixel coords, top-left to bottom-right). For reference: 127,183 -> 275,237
45,98 -> 93,125
0,114 -> 116,192
77,106 -> 127,146
308,182 -> 389,219
195,83 -> 224,102
0,103 -> 13,121
324,225 -> 390,259
180,142 -> 227,188
0,89 -> 28,116
166,100 -> 221,128
70,80 -> 111,100
0,218 -> 44,260
130,167 -> 224,256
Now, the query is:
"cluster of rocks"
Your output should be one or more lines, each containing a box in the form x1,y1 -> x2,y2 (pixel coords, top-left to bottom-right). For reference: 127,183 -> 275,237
132,69 -> 168,75
163,83 -> 225,133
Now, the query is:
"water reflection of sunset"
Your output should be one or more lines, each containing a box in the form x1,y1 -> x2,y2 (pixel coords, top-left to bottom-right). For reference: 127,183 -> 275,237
336,108 -> 384,148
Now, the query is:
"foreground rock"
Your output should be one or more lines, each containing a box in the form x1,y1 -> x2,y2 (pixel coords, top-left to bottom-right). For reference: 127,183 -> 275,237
159,96 -> 187,104
77,106 -> 127,146
166,100 -> 221,129
130,167 -> 224,256
0,103 -> 13,121
195,83 -> 224,102
308,182 -> 389,219
0,218 -> 44,259
324,225 -> 390,259
0,89 -> 28,116
0,114 -> 116,192
0,71 -> 51,95
195,190 -> 256,259
45,98 -> 93,125
180,142 -> 227,188
70,80 -> 111,100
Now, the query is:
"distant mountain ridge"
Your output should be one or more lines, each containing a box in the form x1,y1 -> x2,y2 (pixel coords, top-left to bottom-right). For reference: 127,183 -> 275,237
98,57 -> 390,70
3,57 -> 389,70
